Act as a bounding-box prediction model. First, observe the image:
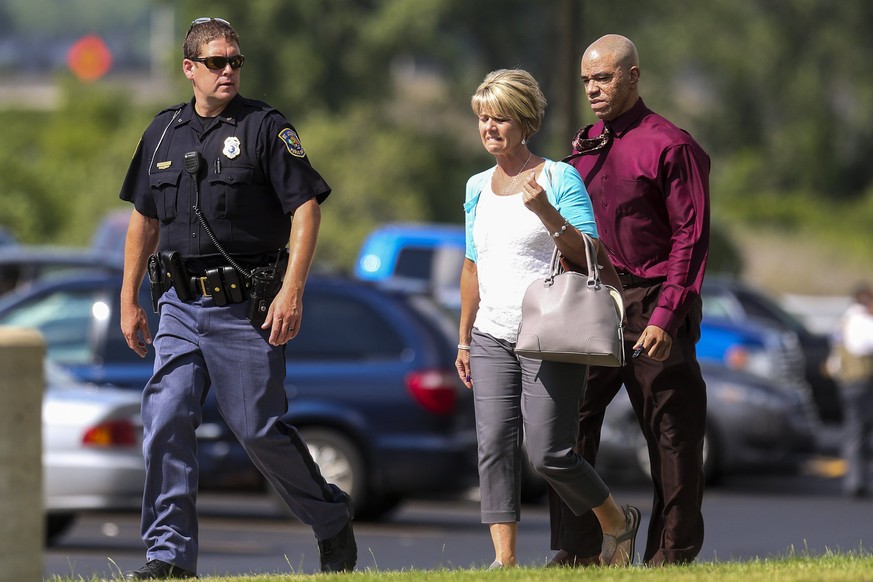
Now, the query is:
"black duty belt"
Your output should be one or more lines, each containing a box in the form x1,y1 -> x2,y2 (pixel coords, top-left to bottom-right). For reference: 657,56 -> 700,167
187,266 -> 248,305
617,272 -> 667,289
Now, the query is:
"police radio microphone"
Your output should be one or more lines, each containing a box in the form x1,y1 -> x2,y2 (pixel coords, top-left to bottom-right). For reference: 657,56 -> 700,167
184,151 -> 202,175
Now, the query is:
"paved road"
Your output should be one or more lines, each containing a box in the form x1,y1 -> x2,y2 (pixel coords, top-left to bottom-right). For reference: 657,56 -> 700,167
45,466 -> 870,579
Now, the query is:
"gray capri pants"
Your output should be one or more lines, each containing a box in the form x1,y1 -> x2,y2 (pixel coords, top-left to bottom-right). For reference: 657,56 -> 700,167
471,328 -> 610,524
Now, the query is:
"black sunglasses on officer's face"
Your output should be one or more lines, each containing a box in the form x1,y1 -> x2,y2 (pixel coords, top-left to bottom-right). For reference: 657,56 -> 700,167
189,55 -> 246,70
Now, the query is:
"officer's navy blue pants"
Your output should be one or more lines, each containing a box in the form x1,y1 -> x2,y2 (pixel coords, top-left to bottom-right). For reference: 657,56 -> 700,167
141,288 -> 349,572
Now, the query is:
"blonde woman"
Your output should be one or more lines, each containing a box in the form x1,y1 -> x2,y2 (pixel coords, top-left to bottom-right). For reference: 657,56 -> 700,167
455,69 -> 639,568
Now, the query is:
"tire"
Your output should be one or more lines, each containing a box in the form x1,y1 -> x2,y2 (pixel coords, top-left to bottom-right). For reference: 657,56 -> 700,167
268,427 -> 374,517
45,513 -> 76,545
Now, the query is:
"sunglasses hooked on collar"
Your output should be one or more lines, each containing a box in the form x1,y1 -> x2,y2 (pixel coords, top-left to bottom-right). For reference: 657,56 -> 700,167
188,54 -> 245,70
570,124 -> 613,155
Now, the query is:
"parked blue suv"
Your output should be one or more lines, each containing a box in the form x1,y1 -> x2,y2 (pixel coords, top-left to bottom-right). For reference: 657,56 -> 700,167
354,222 -> 813,404
0,272 -> 477,518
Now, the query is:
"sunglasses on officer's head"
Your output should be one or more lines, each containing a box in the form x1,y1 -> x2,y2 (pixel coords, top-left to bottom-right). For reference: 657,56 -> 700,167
191,17 -> 230,26
189,55 -> 246,70
186,17 -> 231,37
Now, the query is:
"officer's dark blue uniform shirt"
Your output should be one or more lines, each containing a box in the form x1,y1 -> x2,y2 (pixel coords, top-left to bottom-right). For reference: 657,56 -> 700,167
120,94 -> 330,262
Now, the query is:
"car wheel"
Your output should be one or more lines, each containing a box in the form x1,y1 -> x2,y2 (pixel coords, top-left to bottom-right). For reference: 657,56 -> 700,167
45,513 -> 76,545
268,427 -> 372,517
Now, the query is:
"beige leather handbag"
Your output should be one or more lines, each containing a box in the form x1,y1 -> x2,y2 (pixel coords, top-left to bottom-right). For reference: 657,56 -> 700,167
515,233 -> 626,367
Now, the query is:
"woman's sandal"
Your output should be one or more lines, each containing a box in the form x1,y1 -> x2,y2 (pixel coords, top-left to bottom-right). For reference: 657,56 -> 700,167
600,504 -> 641,566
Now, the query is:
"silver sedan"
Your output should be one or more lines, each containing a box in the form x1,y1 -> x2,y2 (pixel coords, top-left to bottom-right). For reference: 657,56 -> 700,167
43,363 -> 144,543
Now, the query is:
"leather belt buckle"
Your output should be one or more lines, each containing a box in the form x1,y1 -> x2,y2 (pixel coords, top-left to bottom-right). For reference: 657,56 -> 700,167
196,276 -> 210,297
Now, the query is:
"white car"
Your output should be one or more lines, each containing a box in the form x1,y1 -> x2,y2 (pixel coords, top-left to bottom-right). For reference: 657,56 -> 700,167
43,363 -> 144,543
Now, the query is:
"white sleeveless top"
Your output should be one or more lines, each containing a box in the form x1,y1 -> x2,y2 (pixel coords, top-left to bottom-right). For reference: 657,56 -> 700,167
472,173 -> 555,342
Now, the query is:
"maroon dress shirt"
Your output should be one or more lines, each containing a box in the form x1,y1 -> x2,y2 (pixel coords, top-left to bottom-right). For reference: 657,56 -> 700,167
566,98 -> 710,336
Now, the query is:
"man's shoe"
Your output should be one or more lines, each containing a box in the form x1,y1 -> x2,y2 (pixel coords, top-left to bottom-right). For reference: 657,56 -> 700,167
124,560 -> 197,579
318,521 -> 357,572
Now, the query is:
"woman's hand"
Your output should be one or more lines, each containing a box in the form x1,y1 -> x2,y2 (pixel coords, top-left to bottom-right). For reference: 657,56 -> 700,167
455,349 -> 472,389
520,169 -> 549,212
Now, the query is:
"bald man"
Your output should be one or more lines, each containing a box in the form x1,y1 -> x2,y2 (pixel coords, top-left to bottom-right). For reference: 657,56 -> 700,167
548,34 -> 711,566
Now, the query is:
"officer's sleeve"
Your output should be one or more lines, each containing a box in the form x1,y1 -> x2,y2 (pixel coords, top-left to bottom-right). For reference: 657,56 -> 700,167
119,137 -> 158,219
261,113 -> 331,215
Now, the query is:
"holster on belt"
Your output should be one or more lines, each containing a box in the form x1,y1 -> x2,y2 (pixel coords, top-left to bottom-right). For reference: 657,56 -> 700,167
159,251 -> 192,301
146,254 -> 165,313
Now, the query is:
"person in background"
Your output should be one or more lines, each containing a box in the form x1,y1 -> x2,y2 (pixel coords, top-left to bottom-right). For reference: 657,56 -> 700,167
549,34 -> 711,566
455,68 -> 639,570
118,17 -> 355,579
831,283 -> 873,498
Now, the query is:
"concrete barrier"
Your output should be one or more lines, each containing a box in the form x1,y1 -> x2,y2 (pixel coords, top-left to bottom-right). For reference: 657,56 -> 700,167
0,326 -> 45,582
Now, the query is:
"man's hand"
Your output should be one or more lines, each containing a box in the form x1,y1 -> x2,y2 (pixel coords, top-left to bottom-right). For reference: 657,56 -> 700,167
263,285 -> 302,346
633,325 -> 672,361
121,301 -> 152,358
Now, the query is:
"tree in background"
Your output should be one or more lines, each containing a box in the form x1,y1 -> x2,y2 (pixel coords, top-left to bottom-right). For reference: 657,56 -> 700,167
6,0 -> 873,280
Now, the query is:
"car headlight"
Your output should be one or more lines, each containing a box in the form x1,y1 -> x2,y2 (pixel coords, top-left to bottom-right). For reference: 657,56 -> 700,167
714,381 -> 784,410
724,345 -> 777,380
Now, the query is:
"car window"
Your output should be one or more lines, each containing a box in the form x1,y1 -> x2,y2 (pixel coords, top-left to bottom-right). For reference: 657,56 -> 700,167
287,292 -> 404,361
0,264 -> 23,295
735,289 -> 807,334
393,247 -> 435,281
701,292 -> 735,320
0,288 -> 98,364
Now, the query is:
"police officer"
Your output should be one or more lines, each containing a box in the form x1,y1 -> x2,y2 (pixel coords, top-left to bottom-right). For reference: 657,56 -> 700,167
119,17 -> 355,579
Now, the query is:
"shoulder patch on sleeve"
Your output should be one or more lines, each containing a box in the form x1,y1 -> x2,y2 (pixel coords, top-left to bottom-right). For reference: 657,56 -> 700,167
278,128 -> 305,158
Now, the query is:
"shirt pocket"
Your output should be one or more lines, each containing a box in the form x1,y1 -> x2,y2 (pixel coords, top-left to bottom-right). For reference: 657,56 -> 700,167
207,166 -> 253,218
148,169 -> 181,223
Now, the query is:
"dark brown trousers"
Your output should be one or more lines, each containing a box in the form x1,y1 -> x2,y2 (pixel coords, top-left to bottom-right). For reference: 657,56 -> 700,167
548,284 -> 707,565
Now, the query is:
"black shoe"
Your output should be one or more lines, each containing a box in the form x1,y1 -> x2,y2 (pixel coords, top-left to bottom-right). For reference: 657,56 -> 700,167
124,560 -> 197,579
318,521 -> 357,572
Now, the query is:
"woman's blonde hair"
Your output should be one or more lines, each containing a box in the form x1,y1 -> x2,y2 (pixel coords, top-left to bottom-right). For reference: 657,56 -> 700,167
471,69 -> 547,141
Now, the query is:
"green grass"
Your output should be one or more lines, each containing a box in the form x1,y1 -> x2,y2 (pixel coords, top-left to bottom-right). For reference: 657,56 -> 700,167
45,552 -> 873,582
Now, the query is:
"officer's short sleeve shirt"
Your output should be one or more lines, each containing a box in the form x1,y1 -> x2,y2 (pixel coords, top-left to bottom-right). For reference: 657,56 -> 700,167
119,95 -> 330,258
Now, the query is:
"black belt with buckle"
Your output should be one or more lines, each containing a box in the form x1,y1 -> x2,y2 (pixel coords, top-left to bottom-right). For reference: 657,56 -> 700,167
188,266 -> 247,306
617,272 -> 666,289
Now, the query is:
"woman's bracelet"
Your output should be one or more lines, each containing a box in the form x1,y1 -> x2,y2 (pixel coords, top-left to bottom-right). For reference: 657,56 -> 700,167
457,344 -> 471,351
552,218 -> 570,239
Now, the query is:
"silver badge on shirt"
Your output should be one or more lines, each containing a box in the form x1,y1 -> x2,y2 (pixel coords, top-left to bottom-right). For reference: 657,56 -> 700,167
223,137 -> 241,159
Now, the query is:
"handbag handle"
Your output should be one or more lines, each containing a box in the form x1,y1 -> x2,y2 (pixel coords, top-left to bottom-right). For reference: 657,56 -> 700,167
547,232 -> 599,284
548,232 -> 626,322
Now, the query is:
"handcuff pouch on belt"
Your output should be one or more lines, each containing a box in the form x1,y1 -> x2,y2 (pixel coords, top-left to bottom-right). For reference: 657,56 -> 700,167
202,266 -> 244,307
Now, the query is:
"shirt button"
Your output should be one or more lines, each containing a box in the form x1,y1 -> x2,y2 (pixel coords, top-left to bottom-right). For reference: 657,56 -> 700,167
192,232 -> 197,238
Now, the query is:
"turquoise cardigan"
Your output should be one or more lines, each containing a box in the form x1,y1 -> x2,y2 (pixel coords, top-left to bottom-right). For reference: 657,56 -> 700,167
463,159 -> 598,262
